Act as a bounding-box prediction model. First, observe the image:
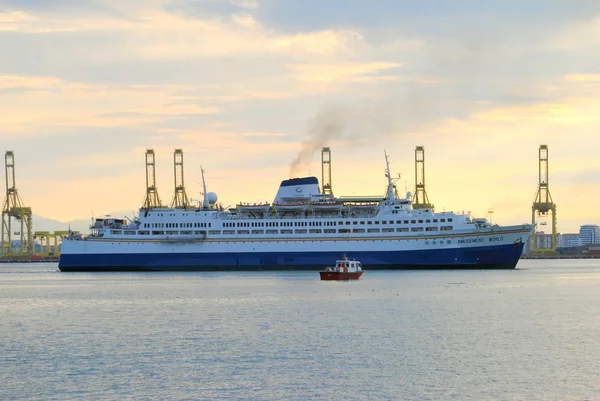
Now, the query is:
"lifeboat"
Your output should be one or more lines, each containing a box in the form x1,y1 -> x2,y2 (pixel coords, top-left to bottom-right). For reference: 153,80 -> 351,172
273,202 -> 308,212
348,202 -> 378,208
237,203 -> 271,214
347,202 -> 378,212
320,256 -> 364,280
311,200 -> 344,212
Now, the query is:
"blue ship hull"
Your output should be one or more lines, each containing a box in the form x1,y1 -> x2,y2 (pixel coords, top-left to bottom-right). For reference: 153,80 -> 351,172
58,243 -> 525,271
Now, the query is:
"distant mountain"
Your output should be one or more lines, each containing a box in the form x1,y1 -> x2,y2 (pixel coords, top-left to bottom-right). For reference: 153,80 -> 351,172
32,215 -> 90,234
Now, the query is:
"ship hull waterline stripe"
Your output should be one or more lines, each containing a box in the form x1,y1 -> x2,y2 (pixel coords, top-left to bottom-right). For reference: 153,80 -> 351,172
59,243 -> 525,271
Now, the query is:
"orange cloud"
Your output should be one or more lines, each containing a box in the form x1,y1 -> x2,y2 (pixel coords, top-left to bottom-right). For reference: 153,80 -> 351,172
565,74 -> 600,82
289,62 -> 402,83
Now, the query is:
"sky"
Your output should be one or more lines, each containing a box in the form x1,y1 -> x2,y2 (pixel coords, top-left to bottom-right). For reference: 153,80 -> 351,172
0,0 -> 599,233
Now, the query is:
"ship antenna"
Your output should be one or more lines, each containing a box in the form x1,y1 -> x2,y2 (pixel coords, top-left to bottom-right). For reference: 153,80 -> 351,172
200,166 -> 209,209
384,150 -> 394,200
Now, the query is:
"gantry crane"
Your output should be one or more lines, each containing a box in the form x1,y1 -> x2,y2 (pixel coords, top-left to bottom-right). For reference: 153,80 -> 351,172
412,146 -> 434,210
171,149 -> 189,208
33,230 -> 69,258
321,147 -> 333,196
1,151 -> 33,258
531,145 -> 557,253
143,149 -> 163,209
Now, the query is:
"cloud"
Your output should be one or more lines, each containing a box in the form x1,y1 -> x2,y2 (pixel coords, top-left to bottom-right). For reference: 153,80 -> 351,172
289,62 -> 402,83
0,74 -> 61,89
0,7 -> 362,62
565,74 -> 600,83
0,77 -> 220,133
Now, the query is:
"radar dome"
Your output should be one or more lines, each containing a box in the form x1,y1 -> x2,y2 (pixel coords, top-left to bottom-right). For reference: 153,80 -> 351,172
206,192 -> 218,204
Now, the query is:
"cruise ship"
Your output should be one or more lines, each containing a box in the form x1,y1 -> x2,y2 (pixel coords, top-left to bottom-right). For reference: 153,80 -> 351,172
58,152 -> 534,271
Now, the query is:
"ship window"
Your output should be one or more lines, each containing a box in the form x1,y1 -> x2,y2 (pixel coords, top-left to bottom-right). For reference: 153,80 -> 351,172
411,220 -> 416,224
346,221 -> 350,225
397,227 -> 409,232
411,227 -> 424,232
426,220 -> 431,223
441,226 -> 453,231
441,219 -> 446,222
426,227 -> 438,231
367,221 -> 372,225
448,218 -> 453,222
418,220 -> 423,223
360,221 -> 365,225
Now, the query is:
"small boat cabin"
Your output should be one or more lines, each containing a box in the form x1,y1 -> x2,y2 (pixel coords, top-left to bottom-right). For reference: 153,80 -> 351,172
326,257 -> 362,273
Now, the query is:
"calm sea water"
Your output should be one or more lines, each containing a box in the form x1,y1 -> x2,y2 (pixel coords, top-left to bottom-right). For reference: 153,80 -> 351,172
1,260 -> 599,401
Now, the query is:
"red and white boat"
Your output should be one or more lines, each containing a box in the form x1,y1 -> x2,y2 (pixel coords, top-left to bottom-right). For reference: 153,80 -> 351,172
320,256 -> 364,280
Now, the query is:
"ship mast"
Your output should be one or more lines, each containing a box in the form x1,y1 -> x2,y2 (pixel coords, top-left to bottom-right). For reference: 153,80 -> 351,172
384,150 -> 395,200
200,166 -> 209,209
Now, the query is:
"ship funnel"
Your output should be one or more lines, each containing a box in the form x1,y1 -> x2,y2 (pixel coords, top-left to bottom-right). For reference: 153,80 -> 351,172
273,177 -> 321,203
